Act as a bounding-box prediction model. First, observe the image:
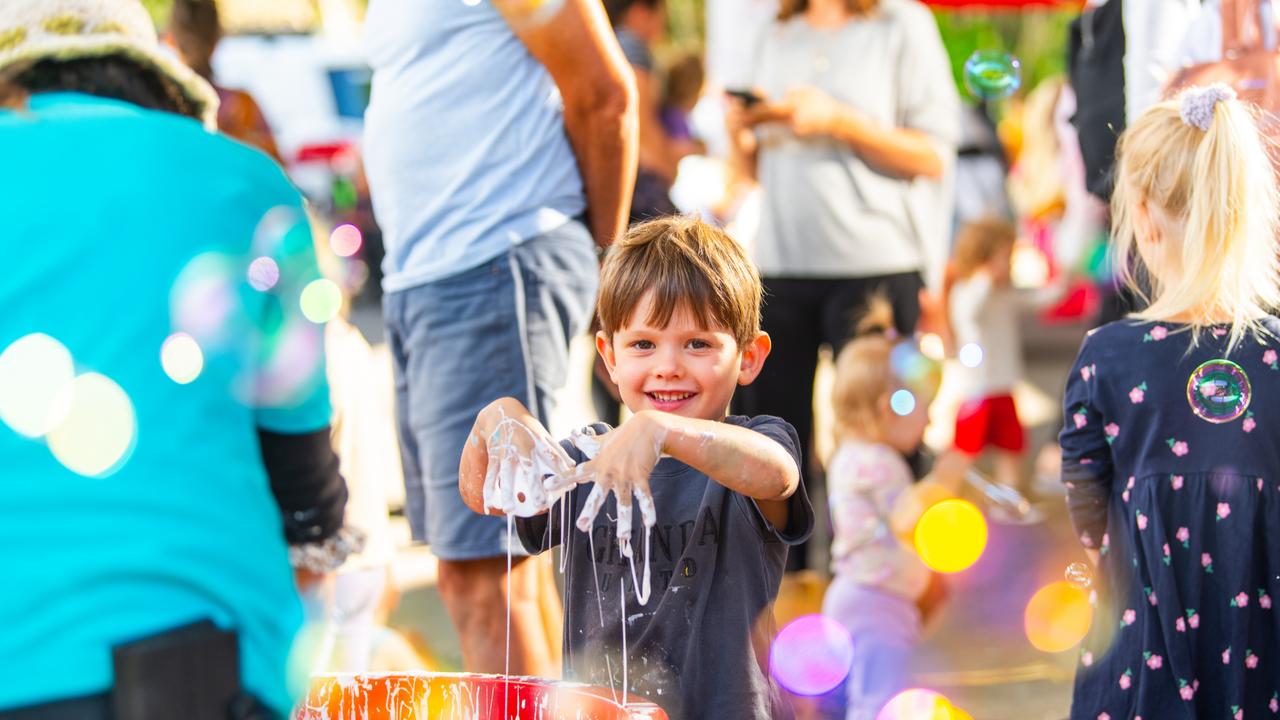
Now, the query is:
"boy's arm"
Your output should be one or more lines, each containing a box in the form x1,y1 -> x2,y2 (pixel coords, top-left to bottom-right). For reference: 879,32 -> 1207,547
459,397 -> 561,516
636,411 -> 800,528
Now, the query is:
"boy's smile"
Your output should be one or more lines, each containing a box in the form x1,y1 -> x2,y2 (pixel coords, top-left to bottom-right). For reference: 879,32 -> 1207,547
597,291 -> 770,421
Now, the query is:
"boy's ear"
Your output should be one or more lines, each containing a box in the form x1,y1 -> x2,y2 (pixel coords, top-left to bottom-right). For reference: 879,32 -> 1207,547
595,331 -> 618,382
737,332 -> 772,385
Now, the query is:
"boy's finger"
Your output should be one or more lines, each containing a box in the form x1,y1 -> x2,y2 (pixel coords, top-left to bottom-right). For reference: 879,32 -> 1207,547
576,483 -> 608,532
635,484 -> 657,528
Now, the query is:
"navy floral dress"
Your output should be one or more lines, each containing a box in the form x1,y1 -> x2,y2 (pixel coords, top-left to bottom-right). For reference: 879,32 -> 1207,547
1061,319 -> 1280,720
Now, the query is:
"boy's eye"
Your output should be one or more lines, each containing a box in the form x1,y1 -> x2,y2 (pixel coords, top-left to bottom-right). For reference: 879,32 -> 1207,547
631,339 -> 654,350
687,339 -> 712,350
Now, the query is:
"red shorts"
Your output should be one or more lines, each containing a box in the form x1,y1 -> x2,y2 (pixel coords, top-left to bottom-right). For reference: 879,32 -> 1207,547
953,394 -> 1025,454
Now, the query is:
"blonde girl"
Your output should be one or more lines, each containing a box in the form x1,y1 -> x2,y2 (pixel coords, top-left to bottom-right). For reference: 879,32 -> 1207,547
1060,84 -> 1280,719
821,301 -> 953,720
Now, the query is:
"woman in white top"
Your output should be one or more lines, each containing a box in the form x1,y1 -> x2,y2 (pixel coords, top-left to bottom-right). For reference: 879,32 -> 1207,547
728,0 -> 960,568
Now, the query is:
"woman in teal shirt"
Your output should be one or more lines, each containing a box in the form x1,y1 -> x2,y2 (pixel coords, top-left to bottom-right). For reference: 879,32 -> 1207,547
0,1 -> 348,717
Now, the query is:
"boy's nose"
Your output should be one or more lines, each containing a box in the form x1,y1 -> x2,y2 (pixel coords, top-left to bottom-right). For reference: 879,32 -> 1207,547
652,348 -> 682,377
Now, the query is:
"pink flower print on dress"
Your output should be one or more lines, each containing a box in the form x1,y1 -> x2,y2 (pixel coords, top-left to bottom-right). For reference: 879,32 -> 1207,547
1081,531 -> 1094,548
1126,477 -> 1135,490
1260,591 -> 1272,609
1269,693 -> 1278,712
1122,477 -> 1133,503
1145,326 -> 1169,342
1265,349 -> 1278,369
1244,414 -> 1257,433
1119,669 -> 1132,689
1188,610 -> 1201,628
1098,714 -> 1110,720
1218,502 -> 1232,520
1074,409 -> 1088,429
1082,651 -> 1094,666
1081,365 -> 1093,381
1202,553 -> 1214,573
1162,543 -> 1171,565
1136,510 -> 1148,530
1148,590 -> 1158,606
1233,591 -> 1250,608
1130,383 -> 1147,403
1122,608 -> 1136,626
1246,650 -> 1259,669
1224,647 -> 1232,664
1180,682 -> 1196,701
1176,616 -> 1187,633
1177,526 -> 1190,547
1236,708 -> 1245,720
1145,652 -> 1164,670
1171,475 -> 1184,490
1168,438 -> 1189,456
1105,423 -> 1119,438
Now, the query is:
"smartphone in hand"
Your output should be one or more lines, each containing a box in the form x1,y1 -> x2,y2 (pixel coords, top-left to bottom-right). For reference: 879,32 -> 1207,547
726,88 -> 764,107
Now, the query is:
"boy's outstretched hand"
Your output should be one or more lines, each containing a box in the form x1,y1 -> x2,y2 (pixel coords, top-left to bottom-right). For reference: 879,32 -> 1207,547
557,412 -> 664,558
459,398 -> 576,517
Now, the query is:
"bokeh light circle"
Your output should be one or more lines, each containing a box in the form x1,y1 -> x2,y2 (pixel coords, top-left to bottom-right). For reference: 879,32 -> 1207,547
46,372 -> 136,478
913,499 -> 988,573
1024,581 -> 1093,653
963,50 -> 1022,101
919,333 -> 945,361
0,333 -> 75,438
328,224 -> 363,258
890,389 -> 916,416
161,333 -> 204,385
1064,561 -> 1093,589
878,688 -> 971,720
300,279 -> 343,324
247,256 -> 280,291
958,343 -> 984,368
769,614 -> 855,696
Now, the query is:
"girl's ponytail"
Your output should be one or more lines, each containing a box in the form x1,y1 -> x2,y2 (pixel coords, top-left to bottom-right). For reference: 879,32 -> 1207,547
1112,86 -> 1280,350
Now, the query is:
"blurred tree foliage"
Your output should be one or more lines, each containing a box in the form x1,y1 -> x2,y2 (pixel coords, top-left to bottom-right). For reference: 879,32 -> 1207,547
933,9 -> 1075,101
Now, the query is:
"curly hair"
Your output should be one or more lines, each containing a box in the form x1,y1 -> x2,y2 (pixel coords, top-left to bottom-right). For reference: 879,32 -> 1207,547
0,55 -> 199,119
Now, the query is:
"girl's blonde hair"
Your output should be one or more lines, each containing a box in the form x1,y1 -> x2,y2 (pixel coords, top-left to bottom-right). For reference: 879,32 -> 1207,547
1111,89 -> 1280,350
951,217 -> 1016,280
831,296 -> 924,443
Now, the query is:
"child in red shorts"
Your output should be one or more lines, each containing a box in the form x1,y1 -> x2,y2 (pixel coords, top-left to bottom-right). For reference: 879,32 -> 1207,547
946,218 -> 1060,495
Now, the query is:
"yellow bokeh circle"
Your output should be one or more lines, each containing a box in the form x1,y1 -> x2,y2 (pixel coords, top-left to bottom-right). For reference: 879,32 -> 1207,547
913,499 -> 988,573
1024,581 -> 1093,653
300,279 -> 343,324
47,372 -> 136,478
161,332 -> 204,385
0,333 -> 74,438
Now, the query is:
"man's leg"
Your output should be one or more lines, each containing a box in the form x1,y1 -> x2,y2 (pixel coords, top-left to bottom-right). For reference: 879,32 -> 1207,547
435,555 -> 557,676
389,254 -> 563,677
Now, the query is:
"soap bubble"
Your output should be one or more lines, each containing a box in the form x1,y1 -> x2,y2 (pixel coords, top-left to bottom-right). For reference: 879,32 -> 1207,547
328,224 -> 363,258
770,614 -> 855,696
47,372 -> 136,478
161,333 -> 204,385
963,50 -> 1022,101
878,688 -> 971,719
958,343 -> 984,368
1065,561 -> 1093,589
0,333 -> 75,438
299,279 -> 343,324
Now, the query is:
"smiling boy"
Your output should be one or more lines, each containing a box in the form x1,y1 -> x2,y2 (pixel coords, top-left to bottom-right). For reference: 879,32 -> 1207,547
459,216 -> 813,719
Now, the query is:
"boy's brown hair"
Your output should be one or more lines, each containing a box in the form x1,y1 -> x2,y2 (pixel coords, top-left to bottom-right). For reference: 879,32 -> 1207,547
951,217 -> 1017,280
597,216 -> 761,347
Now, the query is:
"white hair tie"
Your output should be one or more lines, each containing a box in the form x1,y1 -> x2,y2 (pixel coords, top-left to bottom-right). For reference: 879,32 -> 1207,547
1179,84 -> 1237,132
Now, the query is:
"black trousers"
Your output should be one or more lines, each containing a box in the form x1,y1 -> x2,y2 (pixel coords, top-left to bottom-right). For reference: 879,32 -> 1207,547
736,271 -> 923,570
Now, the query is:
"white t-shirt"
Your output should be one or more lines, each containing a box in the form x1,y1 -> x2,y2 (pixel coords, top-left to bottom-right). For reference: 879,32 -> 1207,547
949,271 -> 1025,398
749,0 -> 960,286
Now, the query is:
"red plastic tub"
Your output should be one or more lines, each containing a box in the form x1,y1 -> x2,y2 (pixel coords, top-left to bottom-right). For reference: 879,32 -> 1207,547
295,672 -> 669,720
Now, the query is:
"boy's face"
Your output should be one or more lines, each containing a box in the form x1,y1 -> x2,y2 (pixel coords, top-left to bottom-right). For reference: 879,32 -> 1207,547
597,291 -> 770,421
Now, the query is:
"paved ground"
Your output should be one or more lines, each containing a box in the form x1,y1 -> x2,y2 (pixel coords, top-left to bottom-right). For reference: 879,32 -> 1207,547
352,298 -> 1092,719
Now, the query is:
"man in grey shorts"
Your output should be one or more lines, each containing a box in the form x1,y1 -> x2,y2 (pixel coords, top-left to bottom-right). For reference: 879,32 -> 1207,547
363,0 -> 637,675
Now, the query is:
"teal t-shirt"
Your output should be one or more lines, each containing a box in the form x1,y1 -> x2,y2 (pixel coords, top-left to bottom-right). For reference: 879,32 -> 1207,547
0,93 -> 331,713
